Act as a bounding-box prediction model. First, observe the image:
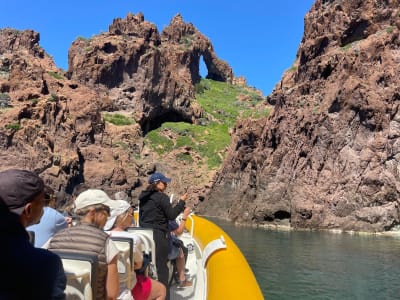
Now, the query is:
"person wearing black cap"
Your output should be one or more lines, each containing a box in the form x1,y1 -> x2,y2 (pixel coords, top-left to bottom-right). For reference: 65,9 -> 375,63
0,168 -> 66,300
138,172 -> 188,299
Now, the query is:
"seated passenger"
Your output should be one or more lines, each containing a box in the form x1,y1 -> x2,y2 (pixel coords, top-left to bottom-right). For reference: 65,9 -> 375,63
168,207 -> 192,288
104,200 -> 166,300
0,169 -> 66,299
27,185 -> 68,247
46,189 -> 120,300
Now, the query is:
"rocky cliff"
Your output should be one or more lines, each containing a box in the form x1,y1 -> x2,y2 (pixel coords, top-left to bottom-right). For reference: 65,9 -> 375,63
67,13 -> 232,134
200,0 -> 400,232
0,13 -> 233,207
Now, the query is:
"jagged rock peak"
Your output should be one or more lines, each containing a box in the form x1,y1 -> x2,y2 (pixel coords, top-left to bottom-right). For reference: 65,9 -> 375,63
296,0 -> 400,70
109,12 -> 160,43
0,28 -> 44,58
161,13 -> 198,43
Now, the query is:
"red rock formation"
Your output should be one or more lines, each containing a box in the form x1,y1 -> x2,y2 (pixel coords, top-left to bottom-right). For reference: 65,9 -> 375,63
0,13 -> 233,209
67,12 -> 232,134
200,0 -> 400,232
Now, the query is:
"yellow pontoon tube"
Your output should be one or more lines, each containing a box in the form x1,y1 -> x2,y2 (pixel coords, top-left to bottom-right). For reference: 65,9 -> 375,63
186,215 -> 264,300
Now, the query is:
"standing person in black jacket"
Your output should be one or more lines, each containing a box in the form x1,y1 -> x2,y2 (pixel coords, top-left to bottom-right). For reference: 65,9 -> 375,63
138,172 -> 187,300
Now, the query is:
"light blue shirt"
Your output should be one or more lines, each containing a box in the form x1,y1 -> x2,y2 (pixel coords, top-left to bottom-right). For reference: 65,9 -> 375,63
27,207 -> 68,247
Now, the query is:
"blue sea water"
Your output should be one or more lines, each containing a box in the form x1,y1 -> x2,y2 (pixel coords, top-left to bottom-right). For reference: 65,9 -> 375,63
208,217 -> 400,300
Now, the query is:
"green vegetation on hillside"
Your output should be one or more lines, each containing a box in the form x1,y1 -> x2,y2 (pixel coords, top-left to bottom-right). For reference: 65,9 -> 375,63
144,78 -> 270,169
103,113 -> 135,126
5,123 -> 21,130
48,71 -> 64,80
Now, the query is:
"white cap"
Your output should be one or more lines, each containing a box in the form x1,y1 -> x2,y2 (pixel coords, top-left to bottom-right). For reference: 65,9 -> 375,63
104,200 -> 131,231
74,189 -> 118,212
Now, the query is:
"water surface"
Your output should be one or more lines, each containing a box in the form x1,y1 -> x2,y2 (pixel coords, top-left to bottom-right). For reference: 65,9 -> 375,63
208,217 -> 400,300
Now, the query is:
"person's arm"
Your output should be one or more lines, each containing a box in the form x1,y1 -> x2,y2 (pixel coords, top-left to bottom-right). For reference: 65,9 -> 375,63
160,193 -> 187,220
106,255 -> 119,300
105,239 -> 120,300
173,207 -> 191,236
54,211 -> 68,232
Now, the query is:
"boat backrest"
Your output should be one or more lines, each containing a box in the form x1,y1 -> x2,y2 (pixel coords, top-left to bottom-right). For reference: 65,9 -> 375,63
110,236 -> 134,289
52,250 -> 98,300
126,227 -> 156,264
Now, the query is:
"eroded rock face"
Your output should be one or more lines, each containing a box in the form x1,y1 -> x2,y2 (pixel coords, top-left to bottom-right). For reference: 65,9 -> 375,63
0,13 -> 233,209
200,0 -> 400,232
67,13 -> 232,134
0,28 -> 144,206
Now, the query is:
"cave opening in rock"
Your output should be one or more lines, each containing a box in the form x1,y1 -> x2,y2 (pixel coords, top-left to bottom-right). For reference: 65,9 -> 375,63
200,56 -> 207,79
274,210 -> 291,220
141,110 -> 192,136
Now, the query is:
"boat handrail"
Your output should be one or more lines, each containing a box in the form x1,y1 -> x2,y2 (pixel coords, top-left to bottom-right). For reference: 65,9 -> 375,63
202,235 -> 227,268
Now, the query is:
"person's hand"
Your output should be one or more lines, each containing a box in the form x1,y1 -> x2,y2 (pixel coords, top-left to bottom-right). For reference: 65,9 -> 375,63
183,207 -> 191,219
180,192 -> 188,201
64,216 -> 73,227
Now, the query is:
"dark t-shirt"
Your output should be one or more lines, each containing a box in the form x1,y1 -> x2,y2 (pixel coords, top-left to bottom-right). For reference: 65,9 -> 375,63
168,220 -> 179,232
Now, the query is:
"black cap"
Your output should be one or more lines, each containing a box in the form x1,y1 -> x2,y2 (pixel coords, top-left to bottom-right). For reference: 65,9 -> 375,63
0,169 -> 44,215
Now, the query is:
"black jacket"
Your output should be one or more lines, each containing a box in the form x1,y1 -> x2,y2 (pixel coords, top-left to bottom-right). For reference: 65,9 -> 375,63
139,190 -> 185,233
0,209 -> 66,300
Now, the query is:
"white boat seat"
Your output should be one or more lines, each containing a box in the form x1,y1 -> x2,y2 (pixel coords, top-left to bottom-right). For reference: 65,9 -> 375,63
52,251 -> 98,300
110,236 -> 134,289
126,227 -> 156,265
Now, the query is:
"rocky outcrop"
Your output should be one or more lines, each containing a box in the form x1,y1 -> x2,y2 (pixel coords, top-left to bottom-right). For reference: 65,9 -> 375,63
0,13 -> 233,208
200,0 -> 400,232
67,13 -> 232,134
0,28 -> 145,206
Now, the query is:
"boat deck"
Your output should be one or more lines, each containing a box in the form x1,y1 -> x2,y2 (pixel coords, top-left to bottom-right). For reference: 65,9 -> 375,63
170,230 -> 205,300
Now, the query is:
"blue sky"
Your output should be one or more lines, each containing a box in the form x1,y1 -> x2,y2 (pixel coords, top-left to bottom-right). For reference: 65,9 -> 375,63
1,0 -> 314,95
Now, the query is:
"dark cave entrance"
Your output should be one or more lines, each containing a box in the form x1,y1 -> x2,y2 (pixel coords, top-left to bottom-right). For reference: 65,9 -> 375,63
141,110 -> 192,136
264,210 -> 291,222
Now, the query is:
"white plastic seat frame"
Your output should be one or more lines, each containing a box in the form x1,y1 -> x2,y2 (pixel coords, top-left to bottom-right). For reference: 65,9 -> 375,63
110,236 -> 134,289
126,227 -> 156,265
52,250 -> 98,300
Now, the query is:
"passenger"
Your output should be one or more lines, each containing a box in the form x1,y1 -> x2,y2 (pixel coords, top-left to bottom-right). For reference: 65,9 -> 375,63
65,183 -> 91,226
104,200 -> 166,300
138,172 -> 188,300
0,169 -> 66,299
46,189 -> 120,300
27,185 -> 68,247
168,207 -> 192,288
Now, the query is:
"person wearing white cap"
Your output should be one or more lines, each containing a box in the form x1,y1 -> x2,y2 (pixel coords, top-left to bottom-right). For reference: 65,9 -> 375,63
105,200 -> 166,300
46,189 -> 121,300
